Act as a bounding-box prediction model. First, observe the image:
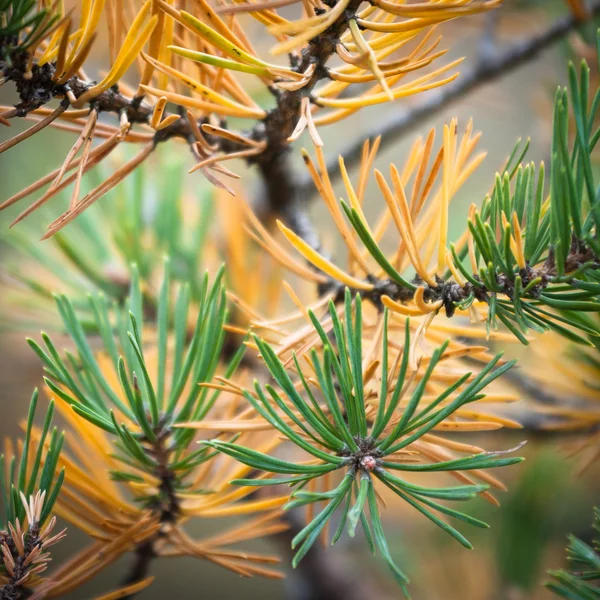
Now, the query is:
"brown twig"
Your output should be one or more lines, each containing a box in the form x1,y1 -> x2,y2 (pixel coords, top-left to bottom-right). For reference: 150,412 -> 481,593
0,0 -> 366,222
119,414 -> 179,599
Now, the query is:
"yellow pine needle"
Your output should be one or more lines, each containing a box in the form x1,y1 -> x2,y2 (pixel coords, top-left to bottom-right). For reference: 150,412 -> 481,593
434,421 -> 503,432
42,16 -> 71,74
348,24 -> 437,54
269,10 -> 324,36
348,18 -> 393,102
388,157 -> 432,270
357,136 -> 381,202
414,286 -> 443,314
456,410 -> 523,429
362,312 -> 385,370
149,96 -> 167,129
140,85 -> 266,119
282,280 -> 311,322
415,442 -> 507,493
410,128 -> 435,215
270,0 -> 350,55
409,311 -> 436,369
437,346 -> 489,362
454,117 -> 474,166
339,154 -> 371,232
188,112 -> 217,152
76,8 -> 158,103
243,225 -> 327,284
188,0 -> 254,51
175,419 -> 270,431
305,101 -> 323,147
153,3 -> 173,89
202,124 -> 264,148
141,53 -> 257,113
187,497 -> 286,517
93,577 -> 155,600
50,429 -> 121,498
335,42 -> 369,67
217,0 -> 301,14
511,212 -> 526,269
434,322 -> 513,344
376,169 -> 437,287
337,26 -> 439,76
253,292 -> 332,330
308,147 -> 371,272
356,10 -> 470,34
227,290 -> 266,322
179,10 -> 296,75
422,434 -> 485,455
47,108 -> 97,193
58,487 -> 123,532
68,117 -> 95,210
53,32 -> 95,84
105,0 -> 117,63
275,72 -> 315,92
410,145 -> 444,225
138,1 -> 166,89
438,120 -> 456,274
331,47 -> 446,85
315,67 -> 460,108
363,360 -> 380,386
277,220 -> 374,291
275,323 -> 321,360
36,8 -> 72,66
66,0 -> 105,65
278,320 -> 336,363
37,517 -> 160,597
71,0 -> 91,42
445,248 -> 466,286
381,295 -> 424,316
169,514 -> 285,560
287,99 -> 309,142
372,0 -> 501,18
169,45 -> 272,76
188,146 -> 264,174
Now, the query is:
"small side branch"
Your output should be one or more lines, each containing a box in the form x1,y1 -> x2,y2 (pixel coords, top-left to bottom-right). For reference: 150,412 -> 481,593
121,540 -> 156,590
119,419 -> 179,599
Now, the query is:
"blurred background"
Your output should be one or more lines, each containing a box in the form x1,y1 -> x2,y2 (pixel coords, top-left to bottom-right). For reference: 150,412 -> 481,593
2,1 -> 600,598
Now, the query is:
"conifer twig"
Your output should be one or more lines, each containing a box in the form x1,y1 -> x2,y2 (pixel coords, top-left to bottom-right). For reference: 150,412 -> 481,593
298,1 -> 600,195
271,2 -> 600,309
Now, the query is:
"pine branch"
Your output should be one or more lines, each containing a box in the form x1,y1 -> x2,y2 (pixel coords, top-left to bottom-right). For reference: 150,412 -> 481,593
0,53 -> 195,143
254,3 -> 600,248
270,6 -> 600,347
317,234 -> 598,317
120,420 -> 180,599
300,1 -> 600,194
0,0 -> 364,216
